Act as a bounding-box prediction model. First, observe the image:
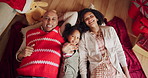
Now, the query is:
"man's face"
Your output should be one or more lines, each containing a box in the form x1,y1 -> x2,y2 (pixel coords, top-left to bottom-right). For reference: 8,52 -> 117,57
42,11 -> 58,32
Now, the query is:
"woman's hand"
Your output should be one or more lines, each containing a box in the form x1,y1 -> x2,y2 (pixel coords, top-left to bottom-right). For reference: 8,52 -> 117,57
122,66 -> 131,78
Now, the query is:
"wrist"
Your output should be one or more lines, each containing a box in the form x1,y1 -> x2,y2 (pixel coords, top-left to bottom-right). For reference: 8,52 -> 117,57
63,52 -> 73,58
17,51 -> 24,61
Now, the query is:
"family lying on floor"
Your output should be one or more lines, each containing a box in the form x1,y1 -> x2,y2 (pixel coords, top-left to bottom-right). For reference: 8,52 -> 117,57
15,6 -> 131,78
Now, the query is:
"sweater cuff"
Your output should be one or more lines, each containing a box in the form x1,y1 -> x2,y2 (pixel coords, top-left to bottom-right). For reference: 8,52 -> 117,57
63,53 -> 73,58
16,51 -> 22,62
120,60 -> 127,67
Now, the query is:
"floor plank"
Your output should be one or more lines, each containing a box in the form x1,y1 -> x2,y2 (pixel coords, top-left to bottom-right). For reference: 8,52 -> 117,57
39,0 -> 148,76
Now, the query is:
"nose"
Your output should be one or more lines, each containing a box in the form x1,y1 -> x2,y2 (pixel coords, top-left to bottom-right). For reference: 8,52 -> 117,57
74,36 -> 77,40
88,17 -> 91,20
47,19 -> 52,24
86,17 -> 91,22
74,37 -> 78,43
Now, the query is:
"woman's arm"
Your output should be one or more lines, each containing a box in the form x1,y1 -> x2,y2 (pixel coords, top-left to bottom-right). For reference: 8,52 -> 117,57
111,27 -> 127,66
111,27 -> 130,78
79,34 -> 88,78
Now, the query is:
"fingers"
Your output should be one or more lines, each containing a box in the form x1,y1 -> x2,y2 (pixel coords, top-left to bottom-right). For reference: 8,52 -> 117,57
67,43 -> 78,51
62,43 -> 78,54
63,42 -> 71,47
24,51 -> 32,57
26,44 -> 35,52
30,44 -> 35,48
22,44 -> 35,57
70,44 -> 78,50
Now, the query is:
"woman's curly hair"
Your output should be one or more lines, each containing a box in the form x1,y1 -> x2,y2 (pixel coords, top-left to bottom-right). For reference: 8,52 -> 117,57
78,8 -> 104,32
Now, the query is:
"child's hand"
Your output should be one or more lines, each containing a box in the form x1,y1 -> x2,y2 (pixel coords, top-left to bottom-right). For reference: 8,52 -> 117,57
62,42 -> 78,54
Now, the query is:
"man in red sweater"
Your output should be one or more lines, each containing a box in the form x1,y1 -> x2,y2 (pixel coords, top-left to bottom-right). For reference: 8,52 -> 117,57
16,10 -> 78,78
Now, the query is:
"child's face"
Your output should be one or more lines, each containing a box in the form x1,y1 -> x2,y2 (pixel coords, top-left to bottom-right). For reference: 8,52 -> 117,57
67,30 -> 80,45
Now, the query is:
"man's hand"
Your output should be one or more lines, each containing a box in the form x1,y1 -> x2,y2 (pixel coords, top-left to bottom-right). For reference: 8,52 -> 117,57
17,44 -> 35,61
21,44 -> 35,57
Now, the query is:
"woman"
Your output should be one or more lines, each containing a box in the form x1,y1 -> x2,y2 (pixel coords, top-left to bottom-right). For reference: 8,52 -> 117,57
78,8 -> 130,78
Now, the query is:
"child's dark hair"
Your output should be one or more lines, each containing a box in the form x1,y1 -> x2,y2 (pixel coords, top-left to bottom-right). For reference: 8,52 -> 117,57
63,23 -> 82,42
78,8 -> 104,32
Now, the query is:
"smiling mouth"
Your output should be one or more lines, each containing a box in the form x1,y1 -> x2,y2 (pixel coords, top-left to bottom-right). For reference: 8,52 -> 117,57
89,20 -> 94,24
47,25 -> 52,28
71,41 -> 77,45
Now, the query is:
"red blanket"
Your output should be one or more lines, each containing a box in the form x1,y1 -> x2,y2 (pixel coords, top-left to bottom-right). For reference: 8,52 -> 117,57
107,16 -> 146,78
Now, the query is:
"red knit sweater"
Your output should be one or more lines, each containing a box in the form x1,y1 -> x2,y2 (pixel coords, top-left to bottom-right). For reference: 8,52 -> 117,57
17,26 -> 65,78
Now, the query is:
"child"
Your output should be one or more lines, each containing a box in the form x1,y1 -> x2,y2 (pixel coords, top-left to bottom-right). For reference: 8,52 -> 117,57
59,24 -> 82,78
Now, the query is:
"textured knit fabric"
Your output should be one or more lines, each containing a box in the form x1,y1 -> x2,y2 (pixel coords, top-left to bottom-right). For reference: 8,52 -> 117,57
60,51 -> 79,78
17,26 -> 65,78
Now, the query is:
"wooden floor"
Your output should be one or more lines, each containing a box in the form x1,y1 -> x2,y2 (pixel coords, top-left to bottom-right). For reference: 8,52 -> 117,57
0,0 -> 147,77
40,0 -> 136,43
39,0 -> 148,76
0,0 -> 135,60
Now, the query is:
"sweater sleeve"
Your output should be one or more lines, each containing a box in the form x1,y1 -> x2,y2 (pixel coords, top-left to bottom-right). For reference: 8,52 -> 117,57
111,27 -> 127,67
79,34 -> 88,78
16,35 -> 26,62
60,12 -> 78,34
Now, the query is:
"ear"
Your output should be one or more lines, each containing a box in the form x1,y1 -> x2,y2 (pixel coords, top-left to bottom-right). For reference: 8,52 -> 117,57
29,2 -> 36,11
36,2 -> 48,7
96,19 -> 98,21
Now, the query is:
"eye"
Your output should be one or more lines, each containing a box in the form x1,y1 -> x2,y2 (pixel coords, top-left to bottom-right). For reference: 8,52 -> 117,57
35,6 -> 37,8
43,17 -> 49,20
84,18 -> 89,21
52,17 -> 57,21
52,18 -> 56,20
90,15 -> 94,18
77,37 -> 80,39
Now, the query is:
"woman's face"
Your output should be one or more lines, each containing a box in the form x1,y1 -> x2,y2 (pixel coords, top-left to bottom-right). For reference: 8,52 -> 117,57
83,12 -> 98,28
67,30 -> 80,45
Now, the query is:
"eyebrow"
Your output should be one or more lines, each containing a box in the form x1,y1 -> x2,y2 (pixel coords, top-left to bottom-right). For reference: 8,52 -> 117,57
43,16 -> 57,19
84,13 -> 94,18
